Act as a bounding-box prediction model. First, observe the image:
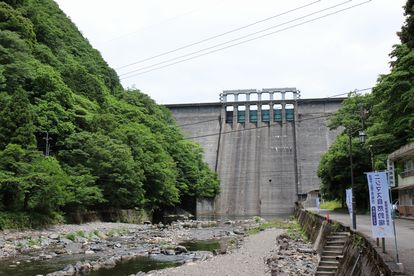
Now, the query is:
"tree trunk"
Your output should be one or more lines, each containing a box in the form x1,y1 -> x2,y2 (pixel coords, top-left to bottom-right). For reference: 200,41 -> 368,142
23,193 -> 29,211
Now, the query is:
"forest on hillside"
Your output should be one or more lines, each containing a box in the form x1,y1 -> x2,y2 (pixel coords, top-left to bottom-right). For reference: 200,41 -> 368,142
0,0 -> 219,228
318,0 -> 414,210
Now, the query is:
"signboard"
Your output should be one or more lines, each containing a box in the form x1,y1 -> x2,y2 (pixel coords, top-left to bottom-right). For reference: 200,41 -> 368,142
366,172 -> 394,238
346,188 -> 353,223
387,159 -> 395,187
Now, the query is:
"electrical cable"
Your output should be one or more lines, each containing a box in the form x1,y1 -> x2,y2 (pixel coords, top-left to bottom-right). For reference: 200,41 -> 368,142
178,118 -> 219,127
120,0 -> 352,77
326,87 -> 372,98
185,113 -> 332,140
105,0 -> 225,44
176,87 -> 372,137
115,0 -> 321,70
120,0 -> 371,78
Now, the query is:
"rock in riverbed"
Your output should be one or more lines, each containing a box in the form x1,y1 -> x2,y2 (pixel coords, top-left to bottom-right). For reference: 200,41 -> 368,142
267,233 -> 317,276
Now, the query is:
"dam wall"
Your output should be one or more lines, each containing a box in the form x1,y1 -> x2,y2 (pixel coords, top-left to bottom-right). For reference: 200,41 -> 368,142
167,89 -> 343,217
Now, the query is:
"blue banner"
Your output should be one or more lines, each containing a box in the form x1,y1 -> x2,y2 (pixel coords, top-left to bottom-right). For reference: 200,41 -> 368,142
366,172 -> 394,238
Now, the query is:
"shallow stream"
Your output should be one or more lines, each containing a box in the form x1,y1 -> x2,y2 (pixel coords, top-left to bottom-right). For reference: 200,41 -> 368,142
0,240 -> 221,276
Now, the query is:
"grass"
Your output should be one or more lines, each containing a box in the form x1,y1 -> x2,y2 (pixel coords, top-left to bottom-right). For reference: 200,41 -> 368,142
107,227 -> 128,237
90,229 -> 104,238
247,218 -> 309,241
248,218 -> 300,234
75,230 -> 85,237
28,238 -> 41,247
65,232 -> 77,241
320,199 -> 342,211
64,227 -> 128,241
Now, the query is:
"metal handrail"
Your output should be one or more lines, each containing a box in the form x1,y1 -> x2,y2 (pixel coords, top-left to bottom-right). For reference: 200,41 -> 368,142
401,169 -> 414,178
350,250 -> 363,275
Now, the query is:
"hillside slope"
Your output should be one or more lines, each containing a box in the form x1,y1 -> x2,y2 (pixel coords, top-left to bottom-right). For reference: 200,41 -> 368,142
0,0 -> 219,227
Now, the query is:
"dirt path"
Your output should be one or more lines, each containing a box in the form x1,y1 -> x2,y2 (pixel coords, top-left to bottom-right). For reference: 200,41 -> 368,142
153,228 -> 284,276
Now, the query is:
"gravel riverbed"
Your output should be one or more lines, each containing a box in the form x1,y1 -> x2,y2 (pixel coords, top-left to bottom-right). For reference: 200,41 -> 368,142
0,219 -> 255,275
0,218 -> 318,276
153,228 -> 284,276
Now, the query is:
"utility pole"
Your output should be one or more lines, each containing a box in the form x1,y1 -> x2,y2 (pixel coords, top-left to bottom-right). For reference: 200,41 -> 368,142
369,145 -> 374,171
347,104 -> 366,231
43,132 -> 51,156
348,129 -> 357,230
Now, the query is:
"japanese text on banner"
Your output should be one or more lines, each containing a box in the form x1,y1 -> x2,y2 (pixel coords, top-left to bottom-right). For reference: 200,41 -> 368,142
366,172 -> 393,238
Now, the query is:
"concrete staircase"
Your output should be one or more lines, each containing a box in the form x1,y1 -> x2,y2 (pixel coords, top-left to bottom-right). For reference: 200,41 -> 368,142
315,231 -> 350,276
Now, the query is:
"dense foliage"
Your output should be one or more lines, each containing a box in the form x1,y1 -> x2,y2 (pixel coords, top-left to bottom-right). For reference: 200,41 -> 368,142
0,0 -> 219,226
318,1 -> 414,209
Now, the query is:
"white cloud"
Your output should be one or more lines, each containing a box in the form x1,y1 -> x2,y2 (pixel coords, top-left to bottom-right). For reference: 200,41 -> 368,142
55,0 -> 406,104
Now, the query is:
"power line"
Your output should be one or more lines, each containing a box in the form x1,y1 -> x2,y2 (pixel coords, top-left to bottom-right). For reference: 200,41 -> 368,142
185,113 -> 332,140
115,0 -> 321,70
120,0 -> 351,77
178,118 -> 219,127
176,87 -> 372,131
326,87 -> 372,98
120,0 -> 371,79
105,2 -> 222,44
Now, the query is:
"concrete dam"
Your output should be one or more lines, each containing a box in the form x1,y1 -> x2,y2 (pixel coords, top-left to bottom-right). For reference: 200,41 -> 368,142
166,88 -> 343,217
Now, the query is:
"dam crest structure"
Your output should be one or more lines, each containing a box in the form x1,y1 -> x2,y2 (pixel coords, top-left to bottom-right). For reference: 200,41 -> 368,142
166,88 -> 343,218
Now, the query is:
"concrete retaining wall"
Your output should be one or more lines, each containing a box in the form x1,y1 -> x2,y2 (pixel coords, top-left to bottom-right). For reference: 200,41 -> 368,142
66,209 -> 150,224
296,208 -> 406,276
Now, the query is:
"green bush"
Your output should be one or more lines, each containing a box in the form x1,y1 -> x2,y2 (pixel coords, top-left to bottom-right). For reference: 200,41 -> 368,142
0,211 -> 63,230
65,232 -> 76,241
320,200 -> 342,211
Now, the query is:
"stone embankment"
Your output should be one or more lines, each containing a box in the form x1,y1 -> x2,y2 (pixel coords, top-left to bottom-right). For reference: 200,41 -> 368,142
296,208 -> 406,276
266,233 -> 317,275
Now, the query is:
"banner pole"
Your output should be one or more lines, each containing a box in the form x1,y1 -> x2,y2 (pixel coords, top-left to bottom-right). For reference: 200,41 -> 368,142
387,175 -> 400,263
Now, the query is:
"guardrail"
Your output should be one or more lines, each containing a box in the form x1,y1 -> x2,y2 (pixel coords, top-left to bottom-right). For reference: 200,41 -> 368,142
400,169 -> 414,178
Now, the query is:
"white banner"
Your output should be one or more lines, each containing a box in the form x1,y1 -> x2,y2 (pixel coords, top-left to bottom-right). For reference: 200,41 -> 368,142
366,172 -> 394,238
316,197 -> 320,211
346,188 -> 353,223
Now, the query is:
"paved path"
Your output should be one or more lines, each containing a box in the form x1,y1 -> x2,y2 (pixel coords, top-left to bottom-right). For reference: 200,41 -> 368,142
310,209 -> 414,276
153,228 -> 284,276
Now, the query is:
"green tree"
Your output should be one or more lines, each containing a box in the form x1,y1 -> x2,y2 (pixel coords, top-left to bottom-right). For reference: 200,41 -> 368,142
0,0 -> 220,227
0,88 -> 36,149
0,144 -> 72,214
173,140 -> 220,199
318,1 -> 414,209
111,123 -> 179,210
58,132 -> 145,209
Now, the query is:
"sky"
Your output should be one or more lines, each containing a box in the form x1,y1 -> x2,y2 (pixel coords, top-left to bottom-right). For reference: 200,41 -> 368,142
55,0 -> 407,104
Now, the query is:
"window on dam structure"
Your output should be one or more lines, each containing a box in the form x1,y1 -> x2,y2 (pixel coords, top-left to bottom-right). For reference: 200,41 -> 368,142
226,106 -> 233,123
286,104 -> 294,121
262,104 -> 270,122
238,106 -> 246,123
249,105 -> 257,123
273,104 -> 282,122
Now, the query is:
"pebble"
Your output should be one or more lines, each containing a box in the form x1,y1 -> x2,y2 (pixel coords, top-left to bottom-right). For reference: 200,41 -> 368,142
174,245 -> 188,254
49,234 -> 59,240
